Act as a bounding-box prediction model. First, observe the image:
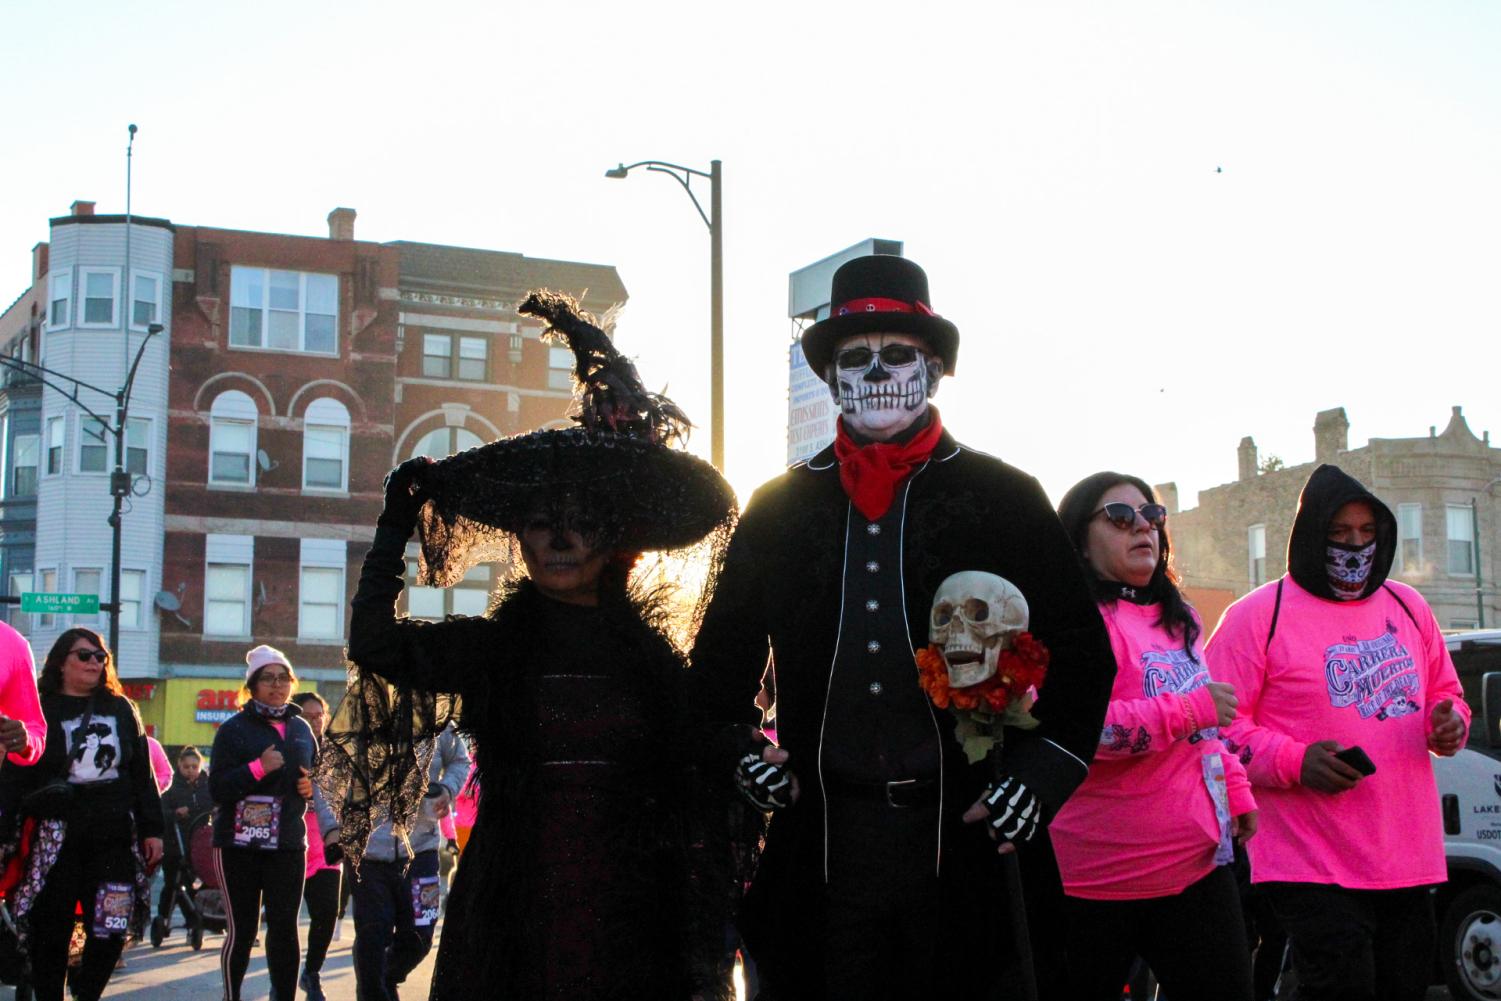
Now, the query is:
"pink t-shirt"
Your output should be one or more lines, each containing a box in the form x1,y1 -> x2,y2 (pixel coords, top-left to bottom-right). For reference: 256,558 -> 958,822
1207,576 -> 1468,889
455,763 -> 478,830
0,621 -> 44,766
305,809 -> 340,877
147,736 -> 173,793
1049,602 -> 1255,900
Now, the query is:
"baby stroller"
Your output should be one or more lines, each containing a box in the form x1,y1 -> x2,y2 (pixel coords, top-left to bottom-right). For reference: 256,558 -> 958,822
149,810 -> 211,949
188,812 -> 228,935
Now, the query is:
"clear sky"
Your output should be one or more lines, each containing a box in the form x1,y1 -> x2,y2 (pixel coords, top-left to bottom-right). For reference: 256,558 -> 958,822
3,0 -> 1498,508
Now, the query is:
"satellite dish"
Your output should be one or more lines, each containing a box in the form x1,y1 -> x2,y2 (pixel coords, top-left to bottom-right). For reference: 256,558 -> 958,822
153,591 -> 180,612
256,450 -> 278,472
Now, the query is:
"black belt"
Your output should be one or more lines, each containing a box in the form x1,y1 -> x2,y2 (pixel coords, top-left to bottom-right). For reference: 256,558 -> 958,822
824,774 -> 940,809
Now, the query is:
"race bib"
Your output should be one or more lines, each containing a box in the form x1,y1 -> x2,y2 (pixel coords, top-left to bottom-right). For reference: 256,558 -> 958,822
232,795 -> 282,850
1201,754 -> 1235,866
92,881 -> 133,936
411,875 -> 441,927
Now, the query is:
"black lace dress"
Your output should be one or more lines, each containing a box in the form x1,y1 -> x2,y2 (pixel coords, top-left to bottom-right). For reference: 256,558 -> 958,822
343,522 -> 719,1000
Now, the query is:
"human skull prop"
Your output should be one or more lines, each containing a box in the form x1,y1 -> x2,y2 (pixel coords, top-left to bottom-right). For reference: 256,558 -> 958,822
929,571 -> 1029,688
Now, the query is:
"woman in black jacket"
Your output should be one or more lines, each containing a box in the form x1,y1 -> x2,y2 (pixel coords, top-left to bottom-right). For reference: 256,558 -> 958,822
209,644 -> 318,1001
0,627 -> 163,1001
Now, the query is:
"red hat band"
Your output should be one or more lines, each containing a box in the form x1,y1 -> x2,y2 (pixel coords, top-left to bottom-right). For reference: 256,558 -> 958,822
833,296 -> 939,319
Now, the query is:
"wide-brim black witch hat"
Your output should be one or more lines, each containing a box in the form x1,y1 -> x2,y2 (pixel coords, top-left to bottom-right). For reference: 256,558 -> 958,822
800,255 -> 960,376
412,291 -> 737,587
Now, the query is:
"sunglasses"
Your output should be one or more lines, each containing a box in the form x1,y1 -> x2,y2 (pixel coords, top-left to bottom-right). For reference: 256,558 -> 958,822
834,344 -> 924,370
70,649 -> 108,664
1094,502 -> 1168,531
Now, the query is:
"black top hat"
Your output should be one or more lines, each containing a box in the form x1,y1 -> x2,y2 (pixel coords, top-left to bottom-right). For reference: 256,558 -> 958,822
800,255 -> 960,376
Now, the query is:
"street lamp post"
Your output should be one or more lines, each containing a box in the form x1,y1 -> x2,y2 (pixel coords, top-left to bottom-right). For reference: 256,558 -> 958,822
605,159 -> 724,471
0,325 -> 161,652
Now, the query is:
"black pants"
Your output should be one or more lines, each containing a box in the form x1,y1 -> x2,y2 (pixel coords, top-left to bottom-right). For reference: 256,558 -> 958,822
352,851 -> 440,1001
214,846 -> 305,1001
303,867 -> 341,977
1060,864 -> 1254,1001
1261,882 -> 1435,1001
28,836 -> 135,1001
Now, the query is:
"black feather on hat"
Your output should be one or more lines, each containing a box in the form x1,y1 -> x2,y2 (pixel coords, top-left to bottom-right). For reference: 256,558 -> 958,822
411,291 -> 736,587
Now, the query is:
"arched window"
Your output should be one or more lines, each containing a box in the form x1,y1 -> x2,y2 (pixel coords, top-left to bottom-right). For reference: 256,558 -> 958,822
209,390 -> 258,486
303,398 -> 351,491
411,426 -> 482,460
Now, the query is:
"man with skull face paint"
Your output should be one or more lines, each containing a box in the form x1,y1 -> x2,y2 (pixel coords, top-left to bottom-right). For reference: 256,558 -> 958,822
692,255 -> 1115,999
1207,463 -> 1468,1001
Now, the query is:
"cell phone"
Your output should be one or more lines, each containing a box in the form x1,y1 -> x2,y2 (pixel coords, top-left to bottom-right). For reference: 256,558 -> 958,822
1333,745 -> 1376,777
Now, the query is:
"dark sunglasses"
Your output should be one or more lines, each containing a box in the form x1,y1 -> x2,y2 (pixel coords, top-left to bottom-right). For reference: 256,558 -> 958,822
1094,502 -> 1168,531
834,344 -> 923,370
70,649 -> 108,664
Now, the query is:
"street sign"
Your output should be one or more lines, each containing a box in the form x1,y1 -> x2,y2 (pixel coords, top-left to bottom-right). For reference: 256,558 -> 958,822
21,592 -> 99,615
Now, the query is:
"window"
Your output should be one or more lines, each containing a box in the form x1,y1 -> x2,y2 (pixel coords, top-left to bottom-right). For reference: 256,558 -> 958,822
209,391 -> 258,486
422,334 -> 451,378
548,346 -> 573,390
1449,504 -> 1476,575
126,418 -> 149,475
7,572 -> 30,633
302,398 -> 350,491
1248,524 -> 1267,588
12,434 -> 37,497
130,272 -> 161,329
119,570 -> 144,630
73,568 -> 101,625
37,568 -> 56,629
458,337 -> 487,381
299,539 -> 346,640
1397,504 -> 1423,573
79,419 -> 108,473
411,426 -> 483,460
45,418 -> 63,476
405,558 -> 492,621
229,266 -> 338,354
204,534 -> 253,636
48,270 -> 71,329
79,268 -> 119,327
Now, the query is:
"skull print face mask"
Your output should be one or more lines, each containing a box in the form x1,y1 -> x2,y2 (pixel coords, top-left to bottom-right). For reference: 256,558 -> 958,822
1326,539 -> 1377,599
828,335 -> 939,440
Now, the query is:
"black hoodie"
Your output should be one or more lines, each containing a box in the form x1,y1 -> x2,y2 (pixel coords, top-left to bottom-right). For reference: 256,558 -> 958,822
1286,464 -> 1398,601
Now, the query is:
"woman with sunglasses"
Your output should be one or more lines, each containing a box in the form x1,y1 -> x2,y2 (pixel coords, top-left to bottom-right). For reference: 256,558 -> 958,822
209,645 -> 319,1001
0,628 -> 164,1001
1045,472 -> 1258,1000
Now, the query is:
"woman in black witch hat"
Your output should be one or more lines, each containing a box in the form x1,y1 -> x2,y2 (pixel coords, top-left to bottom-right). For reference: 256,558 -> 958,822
325,291 -> 738,1001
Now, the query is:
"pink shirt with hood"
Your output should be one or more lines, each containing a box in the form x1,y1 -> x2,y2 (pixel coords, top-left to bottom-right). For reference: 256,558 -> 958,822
1050,601 -> 1255,899
0,621 -> 45,766
1208,463 -> 1469,890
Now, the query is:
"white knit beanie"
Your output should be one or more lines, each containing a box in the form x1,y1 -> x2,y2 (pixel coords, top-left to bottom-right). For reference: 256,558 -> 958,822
244,644 -> 292,685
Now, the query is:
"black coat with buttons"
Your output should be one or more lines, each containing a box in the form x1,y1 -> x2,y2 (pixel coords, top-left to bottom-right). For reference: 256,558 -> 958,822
691,428 -> 1114,989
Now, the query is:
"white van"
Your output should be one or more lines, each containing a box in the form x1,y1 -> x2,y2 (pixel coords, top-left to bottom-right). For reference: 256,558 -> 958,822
1433,628 -> 1501,1001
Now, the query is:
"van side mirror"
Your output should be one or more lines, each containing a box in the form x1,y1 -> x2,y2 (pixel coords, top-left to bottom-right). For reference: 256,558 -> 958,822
1480,672 -> 1501,750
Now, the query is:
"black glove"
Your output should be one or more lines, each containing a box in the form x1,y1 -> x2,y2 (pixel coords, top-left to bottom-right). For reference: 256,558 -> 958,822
734,751 -> 797,811
379,456 -> 432,531
979,775 -> 1041,845
323,840 -> 344,865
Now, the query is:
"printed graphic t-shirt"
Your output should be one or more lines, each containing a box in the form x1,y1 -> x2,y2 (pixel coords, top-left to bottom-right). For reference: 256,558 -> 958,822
1208,576 -> 1468,889
1049,602 -> 1255,900
60,705 -> 123,785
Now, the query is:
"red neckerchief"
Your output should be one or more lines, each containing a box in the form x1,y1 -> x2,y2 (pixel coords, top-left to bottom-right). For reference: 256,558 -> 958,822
832,409 -> 944,521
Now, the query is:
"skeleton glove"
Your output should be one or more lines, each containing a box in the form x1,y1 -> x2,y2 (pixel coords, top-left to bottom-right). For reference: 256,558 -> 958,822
981,775 -> 1041,845
735,752 -> 797,811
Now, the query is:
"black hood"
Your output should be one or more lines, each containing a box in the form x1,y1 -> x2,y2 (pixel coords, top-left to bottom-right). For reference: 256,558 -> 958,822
1286,463 -> 1397,601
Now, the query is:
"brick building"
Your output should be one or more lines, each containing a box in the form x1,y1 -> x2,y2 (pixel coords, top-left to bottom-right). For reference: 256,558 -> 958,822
1166,406 -> 1501,630
1,202 -> 627,746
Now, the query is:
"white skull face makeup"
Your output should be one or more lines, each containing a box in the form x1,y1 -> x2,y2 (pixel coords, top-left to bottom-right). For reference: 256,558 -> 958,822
827,333 -> 939,440
1326,540 -> 1377,600
929,571 -> 1030,688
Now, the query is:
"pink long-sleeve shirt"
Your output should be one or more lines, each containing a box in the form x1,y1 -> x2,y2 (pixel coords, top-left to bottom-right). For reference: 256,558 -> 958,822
147,736 -> 173,793
1207,576 -> 1467,889
1049,601 -> 1255,900
0,621 -> 44,766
